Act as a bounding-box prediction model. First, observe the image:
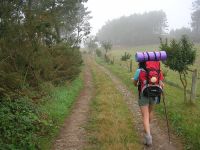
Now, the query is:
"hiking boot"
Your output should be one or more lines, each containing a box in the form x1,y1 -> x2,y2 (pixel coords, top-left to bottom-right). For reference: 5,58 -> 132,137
144,134 -> 152,146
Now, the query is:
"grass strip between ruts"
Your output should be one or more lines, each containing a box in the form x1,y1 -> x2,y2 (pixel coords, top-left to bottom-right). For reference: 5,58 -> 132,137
85,59 -> 141,150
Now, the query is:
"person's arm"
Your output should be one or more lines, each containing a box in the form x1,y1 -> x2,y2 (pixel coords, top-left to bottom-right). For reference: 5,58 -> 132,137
132,69 -> 140,87
159,80 -> 164,87
133,80 -> 138,86
159,71 -> 164,87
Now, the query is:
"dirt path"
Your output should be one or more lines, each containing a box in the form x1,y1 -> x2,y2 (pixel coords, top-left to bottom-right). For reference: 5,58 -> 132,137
53,61 -> 93,150
53,56 -> 183,150
96,62 -> 183,150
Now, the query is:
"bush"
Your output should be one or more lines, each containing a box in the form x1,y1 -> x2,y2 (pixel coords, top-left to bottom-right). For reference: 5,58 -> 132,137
0,71 -> 23,98
50,44 -> 83,84
96,49 -> 102,57
0,98 -> 42,149
121,52 -> 131,61
0,43 -> 83,99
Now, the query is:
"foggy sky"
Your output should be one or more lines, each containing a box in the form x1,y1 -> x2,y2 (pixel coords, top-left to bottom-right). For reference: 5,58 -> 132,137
85,0 -> 193,35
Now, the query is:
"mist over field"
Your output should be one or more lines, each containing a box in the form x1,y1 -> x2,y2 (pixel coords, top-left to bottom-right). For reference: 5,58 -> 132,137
85,0 -> 199,47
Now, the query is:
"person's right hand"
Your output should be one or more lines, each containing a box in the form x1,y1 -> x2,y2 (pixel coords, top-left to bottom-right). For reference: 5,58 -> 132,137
159,80 -> 164,87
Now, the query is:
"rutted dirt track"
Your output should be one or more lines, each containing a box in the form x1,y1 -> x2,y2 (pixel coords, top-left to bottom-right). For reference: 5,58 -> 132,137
53,56 -> 183,150
53,59 -> 93,150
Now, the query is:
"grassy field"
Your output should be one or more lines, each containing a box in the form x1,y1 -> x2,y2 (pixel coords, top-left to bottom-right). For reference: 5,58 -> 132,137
38,75 -> 83,149
96,44 -> 200,149
85,59 -> 141,150
109,44 -> 200,99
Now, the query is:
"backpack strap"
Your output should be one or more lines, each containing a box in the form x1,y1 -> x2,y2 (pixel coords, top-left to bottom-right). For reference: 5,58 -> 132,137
153,51 -> 157,61
146,52 -> 150,61
142,52 -> 147,61
138,68 -> 146,99
159,51 -> 162,61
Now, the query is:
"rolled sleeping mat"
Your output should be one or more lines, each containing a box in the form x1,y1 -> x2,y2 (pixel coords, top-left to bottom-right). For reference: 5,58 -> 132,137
135,51 -> 167,62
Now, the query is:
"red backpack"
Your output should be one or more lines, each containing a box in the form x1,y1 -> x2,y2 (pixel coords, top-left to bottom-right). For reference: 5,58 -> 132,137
138,61 -> 164,97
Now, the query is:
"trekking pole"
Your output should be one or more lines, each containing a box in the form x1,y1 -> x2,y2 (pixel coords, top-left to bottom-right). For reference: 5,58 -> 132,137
162,91 -> 171,143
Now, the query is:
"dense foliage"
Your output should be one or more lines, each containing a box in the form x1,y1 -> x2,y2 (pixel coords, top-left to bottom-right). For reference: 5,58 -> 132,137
0,98 -> 41,149
0,0 -> 90,148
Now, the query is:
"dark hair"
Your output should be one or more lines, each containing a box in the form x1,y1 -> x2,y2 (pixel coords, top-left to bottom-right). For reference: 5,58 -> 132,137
139,62 -> 146,70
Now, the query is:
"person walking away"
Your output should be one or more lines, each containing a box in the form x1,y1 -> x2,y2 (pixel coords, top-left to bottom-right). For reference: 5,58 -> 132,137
132,61 -> 164,146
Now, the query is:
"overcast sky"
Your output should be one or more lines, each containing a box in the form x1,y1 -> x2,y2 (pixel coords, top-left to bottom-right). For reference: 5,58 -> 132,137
85,0 -> 193,35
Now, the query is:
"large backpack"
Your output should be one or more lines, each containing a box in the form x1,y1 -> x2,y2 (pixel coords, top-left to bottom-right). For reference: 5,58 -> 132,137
138,61 -> 164,98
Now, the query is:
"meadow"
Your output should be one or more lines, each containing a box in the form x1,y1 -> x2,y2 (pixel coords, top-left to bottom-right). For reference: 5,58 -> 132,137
108,44 -> 200,99
96,44 -> 200,149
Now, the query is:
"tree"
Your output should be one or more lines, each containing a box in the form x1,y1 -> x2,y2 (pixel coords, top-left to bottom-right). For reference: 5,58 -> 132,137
169,27 -> 192,39
97,10 -> 168,46
160,35 -> 196,102
101,41 -> 112,63
191,0 -> 200,42
46,0 -> 91,45
84,36 -> 98,54
101,41 -> 112,53
73,3 -> 91,46
0,0 -> 90,96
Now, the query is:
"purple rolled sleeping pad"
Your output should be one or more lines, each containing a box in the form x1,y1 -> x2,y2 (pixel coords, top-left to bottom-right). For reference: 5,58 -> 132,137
135,51 -> 167,62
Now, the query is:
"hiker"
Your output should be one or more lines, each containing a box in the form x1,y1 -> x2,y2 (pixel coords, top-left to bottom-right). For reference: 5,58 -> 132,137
132,61 -> 164,146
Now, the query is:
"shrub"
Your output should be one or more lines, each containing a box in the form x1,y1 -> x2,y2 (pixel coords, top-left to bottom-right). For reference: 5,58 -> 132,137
0,43 -> 83,99
50,44 -> 83,84
0,98 -> 42,149
121,52 -> 131,61
96,49 -> 102,57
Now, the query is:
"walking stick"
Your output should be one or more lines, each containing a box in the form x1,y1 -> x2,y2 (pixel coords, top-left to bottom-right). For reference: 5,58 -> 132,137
162,92 -> 171,143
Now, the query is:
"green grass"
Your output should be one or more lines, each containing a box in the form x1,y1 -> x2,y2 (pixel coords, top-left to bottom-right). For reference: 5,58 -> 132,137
96,44 -> 200,149
96,57 -> 137,93
156,84 -> 200,150
85,59 -> 141,150
38,75 -> 83,149
109,44 -> 200,98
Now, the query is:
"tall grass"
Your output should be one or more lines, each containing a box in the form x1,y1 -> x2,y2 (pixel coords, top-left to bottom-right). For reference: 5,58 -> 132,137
85,60 -> 141,150
38,75 -> 83,149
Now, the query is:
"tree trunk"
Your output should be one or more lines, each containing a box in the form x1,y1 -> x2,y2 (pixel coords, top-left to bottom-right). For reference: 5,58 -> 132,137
51,0 -> 61,43
28,0 -> 32,11
179,72 -> 187,102
183,86 -> 187,103
55,23 -> 61,43
27,0 -> 33,21
190,69 -> 198,103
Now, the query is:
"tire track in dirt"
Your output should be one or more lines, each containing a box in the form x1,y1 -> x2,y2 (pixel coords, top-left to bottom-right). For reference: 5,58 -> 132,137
53,58 -> 93,150
96,62 -> 183,150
